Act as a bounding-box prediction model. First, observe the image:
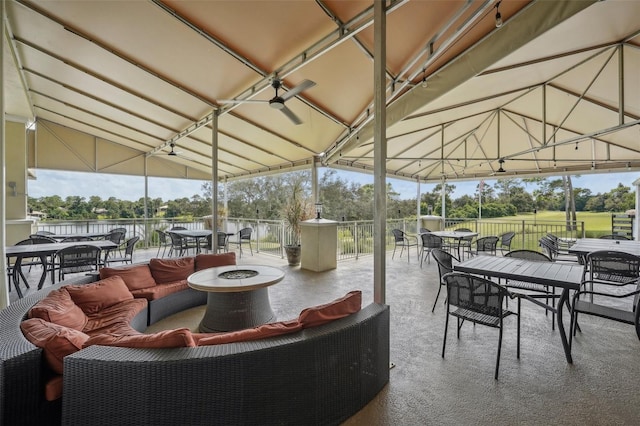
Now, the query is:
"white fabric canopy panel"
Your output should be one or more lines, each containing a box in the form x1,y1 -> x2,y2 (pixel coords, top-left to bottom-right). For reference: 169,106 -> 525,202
6,0 -> 640,184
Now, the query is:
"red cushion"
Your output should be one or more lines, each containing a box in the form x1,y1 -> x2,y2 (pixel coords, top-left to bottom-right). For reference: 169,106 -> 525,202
298,291 -> 362,328
44,376 -> 63,401
195,252 -> 236,271
83,328 -> 195,348
130,280 -> 189,301
149,257 -> 195,284
193,319 -> 302,346
100,264 -> 156,291
20,318 -> 89,374
65,276 -> 133,315
83,298 -> 147,334
28,288 -> 88,331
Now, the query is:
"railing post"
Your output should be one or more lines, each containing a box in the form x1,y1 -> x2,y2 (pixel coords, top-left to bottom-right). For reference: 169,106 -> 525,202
256,219 -> 260,253
281,221 -> 286,259
521,220 -> 526,251
354,221 -> 359,260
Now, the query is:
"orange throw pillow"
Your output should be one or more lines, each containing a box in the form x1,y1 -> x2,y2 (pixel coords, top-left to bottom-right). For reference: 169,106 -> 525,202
83,328 -> 195,348
65,276 -> 133,315
298,290 -> 362,328
149,257 -> 195,284
100,264 -> 156,291
20,318 -> 89,374
195,252 -> 237,271
29,288 -> 88,331
194,319 -> 302,346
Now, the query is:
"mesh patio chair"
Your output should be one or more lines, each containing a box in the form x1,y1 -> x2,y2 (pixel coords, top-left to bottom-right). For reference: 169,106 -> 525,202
419,227 -> 431,233
167,231 -> 197,257
203,232 -> 230,253
237,227 -> 253,257
105,236 -> 139,266
431,248 -> 459,312
391,229 -> 419,263
539,236 -> 581,263
54,244 -> 102,281
154,229 -> 171,258
441,272 -> 521,380
574,250 -> 640,332
454,228 -> 475,260
570,278 -> 640,348
498,231 -> 516,253
34,230 -> 56,236
420,232 -> 443,267
470,236 -> 499,256
504,249 -> 558,329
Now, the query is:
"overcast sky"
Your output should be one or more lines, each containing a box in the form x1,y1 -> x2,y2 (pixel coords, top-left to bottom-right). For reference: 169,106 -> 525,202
27,168 -> 638,202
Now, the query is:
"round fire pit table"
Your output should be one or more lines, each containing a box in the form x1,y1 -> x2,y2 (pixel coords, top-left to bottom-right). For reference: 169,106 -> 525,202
187,264 -> 285,332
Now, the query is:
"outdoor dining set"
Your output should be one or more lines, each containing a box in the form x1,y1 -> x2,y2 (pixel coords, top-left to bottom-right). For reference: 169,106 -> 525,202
6,227 -> 255,300
393,227 -> 640,379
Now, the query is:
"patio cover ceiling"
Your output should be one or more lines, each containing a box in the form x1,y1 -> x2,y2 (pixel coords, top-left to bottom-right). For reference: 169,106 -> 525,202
4,0 -> 639,184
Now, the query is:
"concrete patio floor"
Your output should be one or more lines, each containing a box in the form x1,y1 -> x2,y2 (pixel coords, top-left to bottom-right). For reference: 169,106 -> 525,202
9,246 -> 640,425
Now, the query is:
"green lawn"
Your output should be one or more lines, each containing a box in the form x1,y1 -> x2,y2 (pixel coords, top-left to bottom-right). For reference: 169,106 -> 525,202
497,211 -> 615,232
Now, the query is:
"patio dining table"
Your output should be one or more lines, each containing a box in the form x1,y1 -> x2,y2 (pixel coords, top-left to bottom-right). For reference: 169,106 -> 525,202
430,230 -> 478,260
454,255 -> 584,363
6,240 -> 118,297
568,238 -> 640,257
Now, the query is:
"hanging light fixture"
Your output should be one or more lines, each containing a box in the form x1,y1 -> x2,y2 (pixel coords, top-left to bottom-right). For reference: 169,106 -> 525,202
168,142 -> 177,156
497,158 -> 506,173
495,1 -> 503,28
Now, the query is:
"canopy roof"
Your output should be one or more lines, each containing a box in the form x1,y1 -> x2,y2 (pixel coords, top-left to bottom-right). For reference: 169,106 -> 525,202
4,0 -> 639,184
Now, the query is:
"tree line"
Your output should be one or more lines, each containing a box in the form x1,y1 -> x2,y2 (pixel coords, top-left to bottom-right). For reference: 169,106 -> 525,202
28,171 -> 635,221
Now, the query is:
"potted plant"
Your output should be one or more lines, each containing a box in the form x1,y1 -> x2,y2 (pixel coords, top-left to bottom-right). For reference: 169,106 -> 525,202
283,180 -> 314,266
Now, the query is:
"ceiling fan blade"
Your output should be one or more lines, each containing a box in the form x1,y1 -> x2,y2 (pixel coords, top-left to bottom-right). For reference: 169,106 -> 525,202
279,105 -> 303,125
280,79 -> 316,101
218,99 -> 269,105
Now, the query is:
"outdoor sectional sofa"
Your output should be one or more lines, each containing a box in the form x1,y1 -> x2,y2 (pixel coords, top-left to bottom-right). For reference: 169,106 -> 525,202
0,253 -> 390,426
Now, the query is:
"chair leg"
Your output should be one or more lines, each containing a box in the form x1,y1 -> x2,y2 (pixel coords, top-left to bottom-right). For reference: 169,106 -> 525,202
517,298 -> 521,359
495,324 -> 503,380
431,284 -> 443,312
442,311 -> 449,358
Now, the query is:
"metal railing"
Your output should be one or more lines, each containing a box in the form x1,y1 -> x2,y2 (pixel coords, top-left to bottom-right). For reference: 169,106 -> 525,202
35,216 -> 587,262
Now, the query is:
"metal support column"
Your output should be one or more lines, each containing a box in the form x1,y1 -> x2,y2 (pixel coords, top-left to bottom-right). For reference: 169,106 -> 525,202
0,2 -> 8,308
211,111 -> 219,234
373,0 -> 386,304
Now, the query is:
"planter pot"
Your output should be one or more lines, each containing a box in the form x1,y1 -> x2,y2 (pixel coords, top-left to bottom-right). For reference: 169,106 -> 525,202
284,245 -> 302,266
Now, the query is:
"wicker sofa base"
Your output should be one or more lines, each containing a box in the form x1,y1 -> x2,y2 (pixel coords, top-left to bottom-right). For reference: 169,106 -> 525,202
1,270 -> 390,426
62,302 -> 390,426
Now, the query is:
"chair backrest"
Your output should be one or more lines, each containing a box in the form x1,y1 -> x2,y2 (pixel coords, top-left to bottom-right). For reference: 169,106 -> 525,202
475,236 -> 499,252
500,231 -> 516,247
442,272 -> 507,316
123,236 -> 140,256
585,250 -> 640,284
105,230 -> 125,245
29,235 -> 57,244
15,238 -> 34,246
171,226 -> 187,231
505,249 -> 552,262
239,228 -> 252,240
599,234 -> 631,240
110,227 -> 126,234
420,233 -> 442,249
56,245 -> 102,271
217,232 -> 229,248
61,236 -> 94,242
392,229 -> 405,242
431,248 -> 458,280
538,236 -> 557,258
455,228 -> 475,242
419,228 -> 431,233
155,229 -> 168,244
35,230 -> 56,236
168,232 -> 185,246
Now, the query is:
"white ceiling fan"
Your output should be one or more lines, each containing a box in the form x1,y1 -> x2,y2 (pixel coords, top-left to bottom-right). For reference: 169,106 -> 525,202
219,78 -> 316,125
167,142 -> 182,156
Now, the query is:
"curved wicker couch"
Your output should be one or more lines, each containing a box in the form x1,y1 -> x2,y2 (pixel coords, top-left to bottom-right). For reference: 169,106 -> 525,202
0,266 -> 390,426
